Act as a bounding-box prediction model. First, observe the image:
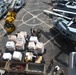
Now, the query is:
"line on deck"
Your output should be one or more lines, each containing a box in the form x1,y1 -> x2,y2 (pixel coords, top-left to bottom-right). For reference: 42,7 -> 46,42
43,33 -> 60,46
22,8 -> 53,28
0,24 -> 6,33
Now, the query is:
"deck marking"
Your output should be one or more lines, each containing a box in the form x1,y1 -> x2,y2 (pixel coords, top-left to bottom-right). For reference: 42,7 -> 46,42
43,33 -> 60,46
22,8 -> 53,28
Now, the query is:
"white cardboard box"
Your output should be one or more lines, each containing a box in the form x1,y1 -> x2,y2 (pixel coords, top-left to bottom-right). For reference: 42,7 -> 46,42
13,51 -> 22,61
16,41 -> 24,50
20,31 -> 27,38
17,33 -> 26,44
6,41 -> 16,51
8,35 -> 17,42
2,53 -> 12,60
29,36 -> 39,43
35,42 -> 44,54
28,42 -> 36,50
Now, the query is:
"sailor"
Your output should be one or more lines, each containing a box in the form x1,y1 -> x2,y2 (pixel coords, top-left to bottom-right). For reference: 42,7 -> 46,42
30,27 -> 41,39
60,69 -> 64,75
25,35 -> 29,45
50,59 -> 54,67
53,65 -> 60,74
30,27 -> 36,36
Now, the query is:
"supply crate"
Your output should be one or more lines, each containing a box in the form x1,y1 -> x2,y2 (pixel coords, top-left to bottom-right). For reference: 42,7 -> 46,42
8,62 -> 26,73
0,61 -> 6,69
25,63 -> 46,75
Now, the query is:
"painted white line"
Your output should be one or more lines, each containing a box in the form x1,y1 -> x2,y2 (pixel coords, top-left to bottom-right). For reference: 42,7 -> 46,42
22,8 -> 51,18
14,20 -> 22,21
21,9 -> 43,26
16,9 -> 28,21
17,10 -> 29,20
13,9 -> 43,29
23,9 -> 45,17
26,3 -> 45,5
34,3 -> 40,5
20,15 -> 43,26
0,33 -> 5,37
17,23 -> 25,27
37,12 -> 43,16
0,24 -> 8,37
37,17 -> 53,28
52,39 -> 61,47
25,23 -> 43,26
29,9 -> 43,15
43,33 -> 60,46
17,6 -> 53,28
0,24 -> 6,33
22,8 -> 27,11
22,8 -> 53,28
29,9 -> 42,13
22,8 -> 35,16
22,16 -> 33,23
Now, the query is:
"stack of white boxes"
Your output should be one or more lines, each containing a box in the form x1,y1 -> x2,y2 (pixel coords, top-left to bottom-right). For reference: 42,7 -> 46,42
28,36 -> 44,54
5,30 -> 45,62
16,31 -> 27,50
6,31 -> 27,51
